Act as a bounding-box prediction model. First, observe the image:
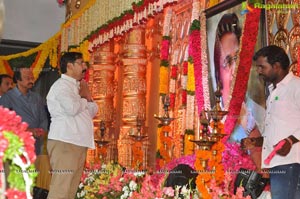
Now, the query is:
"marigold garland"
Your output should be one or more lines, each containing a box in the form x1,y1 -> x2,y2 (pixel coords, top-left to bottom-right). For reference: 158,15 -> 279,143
186,60 -> 195,92
159,67 -> 169,94
0,32 -> 61,80
159,126 -> 172,166
184,134 -> 194,155
132,141 -> 144,170
195,149 -> 212,199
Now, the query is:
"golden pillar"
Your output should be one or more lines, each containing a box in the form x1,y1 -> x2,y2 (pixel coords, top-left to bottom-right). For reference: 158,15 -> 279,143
89,41 -> 117,163
118,26 -> 148,168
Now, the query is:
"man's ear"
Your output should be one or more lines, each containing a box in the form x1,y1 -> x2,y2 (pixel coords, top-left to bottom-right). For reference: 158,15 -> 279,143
66,62 -> 73,72
273,62 -> 282,71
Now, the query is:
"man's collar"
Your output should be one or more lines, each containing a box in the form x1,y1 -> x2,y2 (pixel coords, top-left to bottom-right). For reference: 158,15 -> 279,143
268,72 -> 294,91
61,74 -> 80,88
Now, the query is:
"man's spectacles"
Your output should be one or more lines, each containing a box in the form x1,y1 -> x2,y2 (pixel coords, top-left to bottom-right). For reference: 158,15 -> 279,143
223,51 -> 238,69
74,61 -> 84,65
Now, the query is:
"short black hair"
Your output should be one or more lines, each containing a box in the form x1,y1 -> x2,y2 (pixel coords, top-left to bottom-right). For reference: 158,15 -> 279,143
0,74 -> 12,85
60,52 -> 83,74
12,67 -> 28,83
217,13 -> 241,41
253,45 -> 290,70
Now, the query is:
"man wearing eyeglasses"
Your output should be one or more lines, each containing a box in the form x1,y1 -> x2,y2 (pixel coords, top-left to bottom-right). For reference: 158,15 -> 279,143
46,52 -> 98,199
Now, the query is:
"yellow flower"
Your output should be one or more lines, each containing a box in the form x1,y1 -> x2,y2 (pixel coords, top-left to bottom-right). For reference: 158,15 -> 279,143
159,66 -> 169,94
187,61 -> 195,91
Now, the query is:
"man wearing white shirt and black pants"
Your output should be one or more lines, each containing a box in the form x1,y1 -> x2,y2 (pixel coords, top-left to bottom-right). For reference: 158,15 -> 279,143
242,45 -> 300,199
46,52 -> 98,199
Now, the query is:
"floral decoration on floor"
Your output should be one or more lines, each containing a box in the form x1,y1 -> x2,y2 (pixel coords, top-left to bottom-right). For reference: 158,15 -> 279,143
76,162 -> 198,199
76,141 -> 256,199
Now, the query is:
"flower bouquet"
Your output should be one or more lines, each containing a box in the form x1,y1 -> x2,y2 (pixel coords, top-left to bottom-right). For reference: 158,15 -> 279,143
0,106 -> 37,199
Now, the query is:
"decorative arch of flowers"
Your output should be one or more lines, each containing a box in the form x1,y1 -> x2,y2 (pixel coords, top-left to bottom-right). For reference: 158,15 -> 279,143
0,106 -> 37,199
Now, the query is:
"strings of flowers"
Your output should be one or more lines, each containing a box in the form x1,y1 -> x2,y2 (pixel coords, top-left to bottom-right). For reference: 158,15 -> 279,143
182,61 -> 188,106
295,45 -> 300,76
184,58 -> 196,156
157,11 -> 172,165
224,8 -> 261,137
193,137 -> 225,198
169,65 -> 177,109
199,10 -> 211,110
194,149 -> 212,199
159,126 -> 172,167
0,32 -> 61,80
189,19 -> 204,114
184,130 -> 195,155
186,59 -> 195,130
88,0 -> 178,51
0,106 -> 37,199
132,141 -> 143,170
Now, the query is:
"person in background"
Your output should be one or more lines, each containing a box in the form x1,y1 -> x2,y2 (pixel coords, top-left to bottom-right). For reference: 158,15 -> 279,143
0,67 -> 49,198
0,74 -> 13,97
46,52 -> 98,199
0,67 -> 48,154
242,45 -> 300,199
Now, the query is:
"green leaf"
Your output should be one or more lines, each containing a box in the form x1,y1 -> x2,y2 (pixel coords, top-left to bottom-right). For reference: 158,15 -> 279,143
8,52 -> 38,70
190,19 -> 200,32
156,150 -> 162,158
162,36 -> 171,40
3,131 -> 23,161
160,60 -> 169,67
8,164 -> 26,191
185,129 -> 195,135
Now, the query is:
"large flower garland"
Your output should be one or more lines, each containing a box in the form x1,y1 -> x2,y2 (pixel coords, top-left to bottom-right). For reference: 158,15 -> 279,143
194,136 -> 225,198
0,32 -> 60,80
199,10 -> 211,110
224,8 -> 261,137
88,0 -> 178,51
189,19 -> 204,115
158,126 -> 172,167
0,106 -> 37,199
156,7 -> 172,166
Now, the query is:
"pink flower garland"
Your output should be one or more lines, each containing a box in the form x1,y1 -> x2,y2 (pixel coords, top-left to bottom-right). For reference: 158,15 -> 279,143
160,39 -> 170,60
224,9 -> 261,137
189,29 -> 204,113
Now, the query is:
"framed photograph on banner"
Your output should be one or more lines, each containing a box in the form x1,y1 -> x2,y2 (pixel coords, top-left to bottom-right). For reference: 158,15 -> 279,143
205,0 -> 266,141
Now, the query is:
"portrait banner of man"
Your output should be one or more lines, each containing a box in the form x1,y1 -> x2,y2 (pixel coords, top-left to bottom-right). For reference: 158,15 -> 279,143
206,0 -> 266,141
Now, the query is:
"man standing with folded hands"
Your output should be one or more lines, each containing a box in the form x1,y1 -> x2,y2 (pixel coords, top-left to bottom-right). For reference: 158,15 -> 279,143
46,52 -> 98,199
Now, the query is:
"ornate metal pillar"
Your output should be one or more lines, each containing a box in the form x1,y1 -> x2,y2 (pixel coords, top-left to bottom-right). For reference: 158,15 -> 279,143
89,41 -> 116,163
118,26 -> 148,168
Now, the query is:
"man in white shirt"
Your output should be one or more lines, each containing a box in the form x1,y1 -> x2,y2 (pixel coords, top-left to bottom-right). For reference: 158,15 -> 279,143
46,52 -> 98,199
242,45 -> 300,199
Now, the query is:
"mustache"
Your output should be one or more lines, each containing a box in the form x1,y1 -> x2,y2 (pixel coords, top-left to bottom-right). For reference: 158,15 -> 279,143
82,69 -> 87,74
